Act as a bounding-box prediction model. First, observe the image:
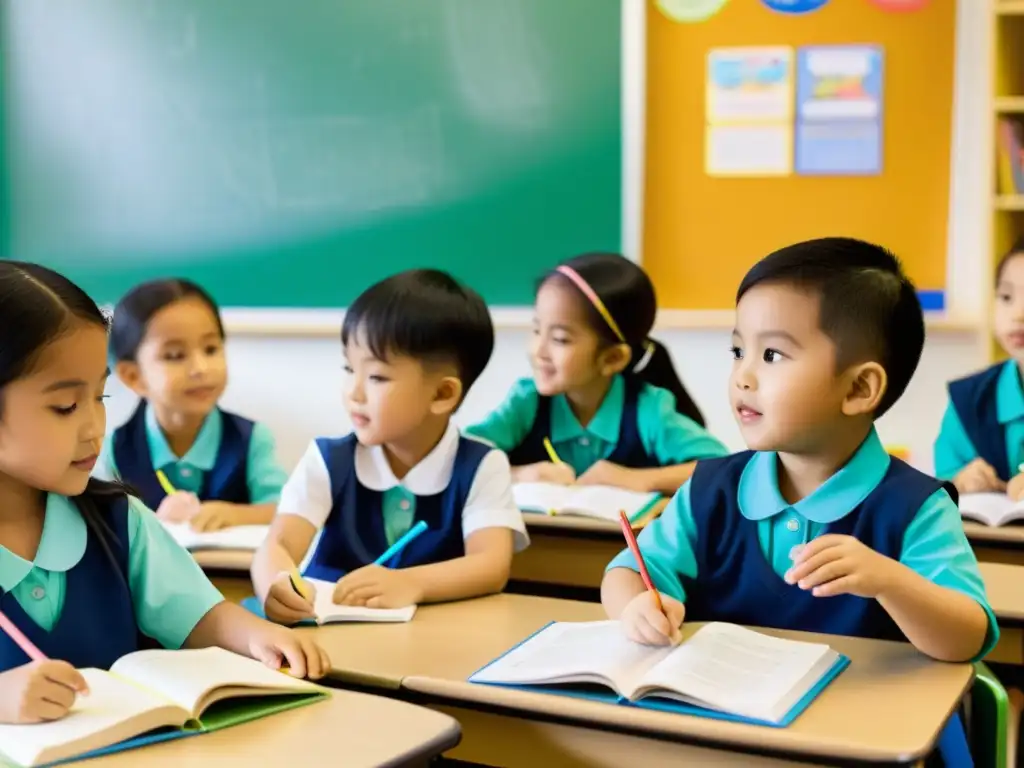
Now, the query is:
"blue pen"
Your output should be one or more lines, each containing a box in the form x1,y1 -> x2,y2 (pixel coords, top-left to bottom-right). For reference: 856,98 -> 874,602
374,520 -> 428,567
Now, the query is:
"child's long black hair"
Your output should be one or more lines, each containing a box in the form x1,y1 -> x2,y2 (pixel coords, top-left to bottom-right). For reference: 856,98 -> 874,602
541,253 -> 706,426
0,261 -> 130,556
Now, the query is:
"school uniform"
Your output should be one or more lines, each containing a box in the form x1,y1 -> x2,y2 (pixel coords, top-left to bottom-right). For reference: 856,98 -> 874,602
608,428 -> 998,650
609,428 -> 994,768
0,494 -> 223,672
98,403 -> 288,510
466,376 -> 728,475
278,421 -> 529,583
935,360 -> 1024,482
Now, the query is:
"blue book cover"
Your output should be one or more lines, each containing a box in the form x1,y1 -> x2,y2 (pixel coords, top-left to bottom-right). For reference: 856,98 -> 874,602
468,621 -> 850,729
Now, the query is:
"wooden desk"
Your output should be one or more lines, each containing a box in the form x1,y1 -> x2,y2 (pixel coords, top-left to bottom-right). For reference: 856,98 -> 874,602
65,688 -> 460,768
509,500 -> 666,597
192,550 -> 255,604
310,593 -> 970,767
965,522 -> 1024,565
981,561 -> 1024,665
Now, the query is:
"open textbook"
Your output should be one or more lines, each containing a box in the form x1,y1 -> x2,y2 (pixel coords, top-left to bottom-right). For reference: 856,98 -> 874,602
161,522 -> 269,551
0,647 -> 327,767
241,577 -> 417,625
470,621 -> 848,727
513,483 -> 660,523
958,493 -> 1024,527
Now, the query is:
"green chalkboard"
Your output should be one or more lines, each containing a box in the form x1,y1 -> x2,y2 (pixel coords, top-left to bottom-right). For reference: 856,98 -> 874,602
0,0 -> 621,307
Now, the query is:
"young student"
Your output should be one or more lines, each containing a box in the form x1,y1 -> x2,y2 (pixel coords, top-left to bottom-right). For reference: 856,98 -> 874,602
602,239 -> 995,764
467,253 -> 727,495
252,269 -> 528,624
935,239 -> 1024,497
0,262 -> 327,725
98,279 -> 288,532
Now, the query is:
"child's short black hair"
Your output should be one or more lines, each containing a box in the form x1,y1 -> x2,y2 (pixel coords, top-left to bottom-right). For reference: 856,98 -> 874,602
995,237 -> 1024,285
341,269 -> 494,401
736,237 -> 923,418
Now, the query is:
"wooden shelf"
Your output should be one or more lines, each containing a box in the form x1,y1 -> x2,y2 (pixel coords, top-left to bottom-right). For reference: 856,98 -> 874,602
996,1 -> 1024,16
995,195 -> 1024,211
995,96 -> 1024,112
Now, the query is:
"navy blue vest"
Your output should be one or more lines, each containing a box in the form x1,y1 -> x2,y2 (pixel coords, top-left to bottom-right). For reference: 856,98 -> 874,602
948,363 -> 1012,482
0,496 -> 142,671
112,404 -> 253,510
507,377 -> 655,469
304,433 -> 491,582
685,452 -> 956,642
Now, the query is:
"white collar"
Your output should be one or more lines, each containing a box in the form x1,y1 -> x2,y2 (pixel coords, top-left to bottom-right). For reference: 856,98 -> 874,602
354,421 -> 460,495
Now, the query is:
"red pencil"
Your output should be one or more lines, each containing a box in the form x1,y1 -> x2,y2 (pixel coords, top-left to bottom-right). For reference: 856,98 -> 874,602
0,608 -> 46,662
618,510 -> 665,614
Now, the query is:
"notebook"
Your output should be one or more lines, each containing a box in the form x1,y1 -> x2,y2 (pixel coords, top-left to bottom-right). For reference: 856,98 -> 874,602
958,493 -> 1024,527
470,620 -> 848,727
0,647 -> 327,768
513,483 -> 660,523
161,522 -> 269,551
241,577 -> 416,624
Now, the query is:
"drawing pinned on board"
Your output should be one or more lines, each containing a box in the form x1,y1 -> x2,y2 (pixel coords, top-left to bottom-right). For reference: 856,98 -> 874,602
705,47 -> 794,177
760,0 -> 830,13
868,0 -> 928,9
656,0 -> 729,22
794,45 -> 884,176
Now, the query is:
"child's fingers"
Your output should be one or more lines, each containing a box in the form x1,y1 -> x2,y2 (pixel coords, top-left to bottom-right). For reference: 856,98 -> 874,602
786,549 -> 841,583
793,560 -> 849,590
337,584 -> 380,606
44,661 -> 89,695
298,636 -> 324,679
811,575 -> 856,597
39,679 -> 77,710
274,641 -> 308,679
271,581 -> 314,613
32,697 -> 72,722
635,613 -> 674,646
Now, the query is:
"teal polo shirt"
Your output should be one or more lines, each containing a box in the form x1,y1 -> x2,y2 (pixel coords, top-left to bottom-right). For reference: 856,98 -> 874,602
934,360 -> 1024,480
97,407 -> 288,504
466,376 -> 728,475
608,428 -> 999,661
0,494 -> 223,647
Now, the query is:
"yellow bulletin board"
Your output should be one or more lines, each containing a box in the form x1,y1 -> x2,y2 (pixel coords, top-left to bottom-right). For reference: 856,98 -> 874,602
642,0 -> 956,309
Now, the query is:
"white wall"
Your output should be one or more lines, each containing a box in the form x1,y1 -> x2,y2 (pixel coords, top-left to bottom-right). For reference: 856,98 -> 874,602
105,0 -> 991,476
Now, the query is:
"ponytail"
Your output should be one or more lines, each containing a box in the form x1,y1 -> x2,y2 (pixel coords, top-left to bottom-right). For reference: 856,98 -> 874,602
627,339 -> 705,427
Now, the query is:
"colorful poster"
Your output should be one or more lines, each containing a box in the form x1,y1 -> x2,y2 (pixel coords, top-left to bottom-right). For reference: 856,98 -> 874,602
794,45 -> 883,175
656,0 -> 729,22
705,47 -> 793,176
761,0 -> 830,13
868,0 -> 928,9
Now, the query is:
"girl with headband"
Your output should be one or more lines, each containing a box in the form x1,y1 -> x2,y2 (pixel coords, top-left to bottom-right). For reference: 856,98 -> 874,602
468,253 -> 727,494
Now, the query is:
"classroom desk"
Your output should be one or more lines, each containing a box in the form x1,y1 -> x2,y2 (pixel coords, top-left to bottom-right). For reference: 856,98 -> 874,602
965,521 -> 1024,566
508,500 -> 667,597
980,561 -> 1024,665
192,550 -> 255,604
309,593 -> 971,767
64,688 -> 461,768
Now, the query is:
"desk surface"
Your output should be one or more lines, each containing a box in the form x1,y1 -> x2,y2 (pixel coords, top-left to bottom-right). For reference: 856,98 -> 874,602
964,521 -> 1024,546
66,688 -> 460,768
981,561 -> 1024,621
311,593 -> 971,764
192,549 -> 255,572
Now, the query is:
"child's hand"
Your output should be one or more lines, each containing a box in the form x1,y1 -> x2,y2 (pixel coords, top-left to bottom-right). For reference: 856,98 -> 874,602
190,502 -> 244,532
246,622 -> 329,679
953,458 -> 1006,494
619,591 -> 684,646
534,461 -> 576,485
785,535 -> 897,599
577,461 -> 647,492
263,571 -> 316,625
1008,473 -> 1024,501
0,660 -> 90,724
155,491 -> 201,523
333,565 -> 422,609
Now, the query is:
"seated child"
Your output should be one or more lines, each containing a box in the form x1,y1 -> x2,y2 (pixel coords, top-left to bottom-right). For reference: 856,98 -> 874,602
0,262 -> 326,725
468,253 -> 727,495
252,269 -> 528,623
98,279 -> 288,531
603,239 -> 995,764
935,239 -> 1024,498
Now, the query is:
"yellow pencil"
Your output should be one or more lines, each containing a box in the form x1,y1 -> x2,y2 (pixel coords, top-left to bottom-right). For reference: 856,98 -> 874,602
289,567 -> 314,602
155,470 -> 176,495
542,437 -> 562,465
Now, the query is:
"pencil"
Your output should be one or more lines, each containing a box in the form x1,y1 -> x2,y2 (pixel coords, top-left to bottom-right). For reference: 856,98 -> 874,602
155,469 -> 176,496
542,437 -> 562,465
289,567 -> 314,602
617,510 -> 665,614
375,520 -> 428,566
0,608 -> 46,662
